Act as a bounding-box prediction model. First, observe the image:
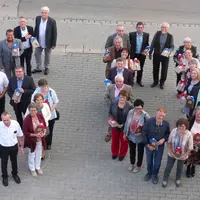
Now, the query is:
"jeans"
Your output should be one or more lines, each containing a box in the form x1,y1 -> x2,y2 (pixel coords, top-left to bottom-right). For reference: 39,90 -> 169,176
163,156 -> 185,181
146,145 -> 164,176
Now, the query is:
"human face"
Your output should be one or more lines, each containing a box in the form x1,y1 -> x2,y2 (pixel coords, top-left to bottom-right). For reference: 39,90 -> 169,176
116,61 -> 124,71
41,10 -> 49,20
121,50 -> 128,59
35,96 -> 44,107
6,31 -> 14,42
135,105 -> 143,114
136,25 -> 144,34
119,95 -> 127,104
184,41 -> 191,49
161,25 -> 168,34
40,85 -> 49,93
115,78 -> 123,88
156,111 -> 166,124
15,68 -> 24,80
114,39 -> 122,49
191,70 -> 198,80
2,115 -> 11,127
116,26 -> 124,37
19,18 -> 27,29
185,50 -> 192,60
177,124 -> 186,134
196,110 -> 200,122
189,64 -> 197,70
29,108 -> 37,117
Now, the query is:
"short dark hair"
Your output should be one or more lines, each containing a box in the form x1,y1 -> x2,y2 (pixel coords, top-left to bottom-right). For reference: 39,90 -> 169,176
15,66 -> 24,71
176,118 -> 189,130
121,48 -> 129,58
119,90 -> 128,98
38,79 -> 48,87
33,93 -> 44,102
134,99 -> 144,108
136,22 -> 144,27
116,57 -> 123,63
6,29 -> 14,35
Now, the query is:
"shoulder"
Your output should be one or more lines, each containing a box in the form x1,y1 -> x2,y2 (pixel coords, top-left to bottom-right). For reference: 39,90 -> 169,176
49,87 -> 57,95
0,40 -> 5,45
163,120 -> 170,126
146,117 -> 155,124
109,67 -> 116,72
48,16 -> 56,22
27,25 -> 33,30
143,111 -> 150,118
14,26 -> 20,31
123,84 -> 131,90
167,32 -> 173,37
9,76 -> 16,82
170,128 -> 177,134
24,75 -> 34,81
0,71 -> 7,78
11,120 -> 20,127
108,84 -> 114,90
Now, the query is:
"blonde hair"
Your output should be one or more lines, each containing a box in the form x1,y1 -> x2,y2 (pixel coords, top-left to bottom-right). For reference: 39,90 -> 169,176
157,107 -> 167,113
191,68 -> 200,81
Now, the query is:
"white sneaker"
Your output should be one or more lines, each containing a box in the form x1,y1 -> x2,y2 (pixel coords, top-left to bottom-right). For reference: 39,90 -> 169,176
31,171 -> 37,177
36,169 -> 43,175
133,167 -> 140,173
128,165 -> 134,171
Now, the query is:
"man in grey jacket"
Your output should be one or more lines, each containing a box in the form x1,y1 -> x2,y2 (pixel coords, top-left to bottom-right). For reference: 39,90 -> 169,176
0,29 -> 24,78
105,25 -> 130,49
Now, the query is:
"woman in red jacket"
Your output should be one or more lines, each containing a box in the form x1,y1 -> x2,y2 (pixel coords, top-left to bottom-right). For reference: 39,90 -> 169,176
23,103 -> 47,177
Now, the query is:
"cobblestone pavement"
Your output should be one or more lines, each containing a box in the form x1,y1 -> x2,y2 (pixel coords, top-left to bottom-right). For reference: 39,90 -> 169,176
0,53 -> 199,200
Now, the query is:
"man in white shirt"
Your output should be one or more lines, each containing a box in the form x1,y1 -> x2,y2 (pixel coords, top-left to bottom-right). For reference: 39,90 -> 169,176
0,111 -> 24,186
0,71 -> 9,120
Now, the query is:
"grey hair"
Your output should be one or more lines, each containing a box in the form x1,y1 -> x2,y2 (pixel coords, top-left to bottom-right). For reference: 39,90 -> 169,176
1,111 -> 11,118
114,36 -> 123,47
184,37 -> 192,43
41,6 -> 50,12
161,22 -> 170,28
28,102 -> 38,111
115,74 -> 124,82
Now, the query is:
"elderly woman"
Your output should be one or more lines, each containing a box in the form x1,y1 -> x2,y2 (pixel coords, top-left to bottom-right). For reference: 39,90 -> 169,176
23,103 -> 47,176
104,75 -> 134,142
186,108 -> 200,177
109,90 -> 133,161
124,99 -> 150,173
174,38 -> 199,86
31,79 -> 59,150
103,36 -> 123,78
162,118 -> 193,188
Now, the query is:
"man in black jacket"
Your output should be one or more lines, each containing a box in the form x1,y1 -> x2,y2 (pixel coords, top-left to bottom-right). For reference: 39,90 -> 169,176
32,6 -> 57,75
7,66 -> 36,128
14,16 -> 34,76
129,22 -> 149,87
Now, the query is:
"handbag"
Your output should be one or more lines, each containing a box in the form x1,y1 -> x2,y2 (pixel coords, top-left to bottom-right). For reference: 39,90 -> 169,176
186,98 -> 195,109
129,58 -> 141,71
49,90 -> 60,121
103,50 -> 112,63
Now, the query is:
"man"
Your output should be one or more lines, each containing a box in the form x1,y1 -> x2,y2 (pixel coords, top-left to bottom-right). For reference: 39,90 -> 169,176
107,57 -> 133,86
32,6 -> 57,75
14,16 -> 34,76
0,111 -> 23,186
103,36 -> 123,78
0,71 -> 9,120
142,108 -> 170,184
149,22 -> 174,89
0,29 -> 24,78
7,66 -> 36,128
129,22 -> 149,87
105,24 -> 130,49
104,75 -> 134,142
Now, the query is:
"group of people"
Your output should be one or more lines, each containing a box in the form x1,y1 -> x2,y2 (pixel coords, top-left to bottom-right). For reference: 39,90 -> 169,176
104,22 -> 200,187
0,6 -> 59,187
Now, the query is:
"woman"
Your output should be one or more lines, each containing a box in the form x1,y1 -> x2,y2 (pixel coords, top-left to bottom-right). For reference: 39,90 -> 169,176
124,99 -> 150,173
109,90 -> 133,161
186,108 -> 200,177
184,68 -> 200,118
23,103 -> 47,176
162,118 -> 193,188
31,79 -> 59,150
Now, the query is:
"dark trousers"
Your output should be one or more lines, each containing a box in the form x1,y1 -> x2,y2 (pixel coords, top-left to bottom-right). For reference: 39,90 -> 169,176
176,72 -> 181,86
153,54 -> 169,84
163,156 -> 185,181
45,119 -> 55,146
0,96 -> 5,121
146,145 -> 164,176
13,103 -> 27,129
0,144 -> 18,178
20,49 -> 32,76
129,140 -> 145,167
132,54 -> 146,82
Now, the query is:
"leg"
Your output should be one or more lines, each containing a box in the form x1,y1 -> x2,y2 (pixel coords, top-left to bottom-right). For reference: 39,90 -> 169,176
0,146 -> 9,179
176,160 -> 185,180
136,54 -> 146,83
44,48 -> 52,69
13,103 -> 23,129
146,147 -> 154,175
118,132 -> 128,157
9,144 -> 18,176
128,140 -> 136,165
176,72 -> 181,86
191,164 -> 196,177
152,54 -> 161,84
20,53 -> 25,67
163,156 -> 176,181
45,119 -> 55,147
153,146 -> 164,175
111,128 -> 120,156
160,57 -> 169,85
0,96 -> 5,121
186,163 -> 191,177
137,143 -> 145,167
25,50 -> 32,76
34,47 -> 43,70
35,142 -> 42,170
28,148 -> 36,171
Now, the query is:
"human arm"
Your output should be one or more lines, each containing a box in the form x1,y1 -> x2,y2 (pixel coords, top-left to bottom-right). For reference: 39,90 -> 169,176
0,42 -> 3,67
104,86 -> 111,106
52,19 -> 57,48
169,35 -> 174,52
127,87 -> 134,105
23,77 -> 36,95
18,40 -> 24,56
105,35 -> 113,49
49,89 -> 59,112
0,74 -> 9,98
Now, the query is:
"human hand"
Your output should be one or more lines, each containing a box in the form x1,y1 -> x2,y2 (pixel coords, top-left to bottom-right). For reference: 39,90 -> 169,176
18,146 -> 24,156
118,124 -> 123,128
19,88 -> 24,93
156,138 -> 165,146
187,96 -> 191,100
135,132 -> 141,136
123,135 -> 127,141
147,144 -> 155,151
149,54 -> 152,60
25,34 -> 32,39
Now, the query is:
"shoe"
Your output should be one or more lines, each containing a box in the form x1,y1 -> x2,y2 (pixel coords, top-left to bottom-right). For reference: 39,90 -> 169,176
191,165 -> 195,177
31,171 -> 37,177
152,175 -> 158,184
44,68 -> 49,75
36,169 -> 43,175
144,173 -> 152,181
118,156 -> 125,161
2,178 -> 8,186
47,145 -> 51,150
112,155 -> 117,160
133,166 -> 140,173
12,175 -> 21,184
162,181 -> 168,188
31,69 -> 42,74
128,164 -> 134,171
151,82 -> 158,87
160,84 -> 165,89
137,81 -> 144,87
175,180 -> 181,187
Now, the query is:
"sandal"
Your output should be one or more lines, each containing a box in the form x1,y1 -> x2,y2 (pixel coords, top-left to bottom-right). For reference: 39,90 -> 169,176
105,134 -> 111,142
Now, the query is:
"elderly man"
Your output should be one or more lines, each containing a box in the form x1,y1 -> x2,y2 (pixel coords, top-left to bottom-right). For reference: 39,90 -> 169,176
103,36 -> 123,78
107,57 -> 133,86
0,71 -> 9,120
14,16 -> 34,76
0,111 -> 23,186
105,24 -> 130,49
149,22 -> 174,89
104,75 -> 134,142
0,29 -> 24,78
32,6 -> 57,75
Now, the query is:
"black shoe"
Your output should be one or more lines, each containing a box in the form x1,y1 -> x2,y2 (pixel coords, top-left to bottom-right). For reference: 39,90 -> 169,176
2,178 -> 8,186
151,82 -> 158,87
118,156 -> 125,161
162,181 -> 168,188
112,155 -> 117,160
47,145 -> 51,150
160,84 -> 165,89
144,173 -> 152,181
186,165 -> 191,178
137,81 -> 144,87
152,175 -> 158,184
44,68 -> 49,75
31,69 -> 42,74
191,165 -> 196,177
12,175 -> 21,184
